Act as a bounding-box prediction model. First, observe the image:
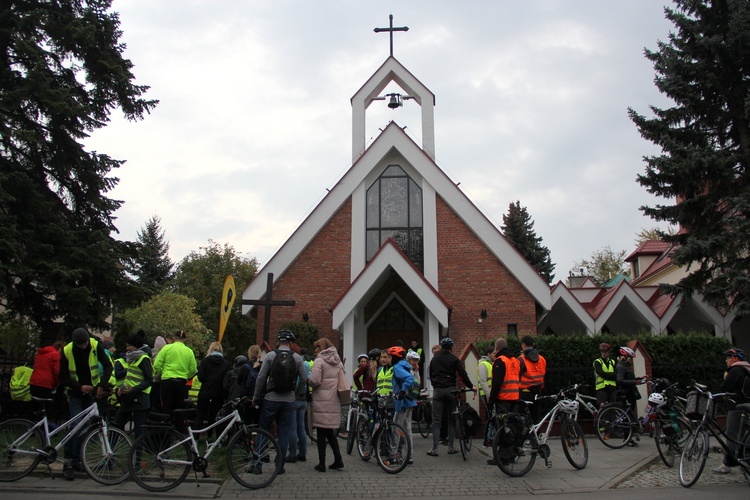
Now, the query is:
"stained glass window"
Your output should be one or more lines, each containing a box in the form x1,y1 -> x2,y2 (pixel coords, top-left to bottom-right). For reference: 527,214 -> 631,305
366,165 -> 423,271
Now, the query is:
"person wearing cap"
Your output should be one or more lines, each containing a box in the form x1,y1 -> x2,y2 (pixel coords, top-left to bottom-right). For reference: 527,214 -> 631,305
58,328 -> 113,479
713,348 -> 750,474
486,337 -> 521,466
153,330 -> 197,415
390,346 -> 416,465
427,337 -> 475,457
113,334 -> 153,441
252,330 -> 308,473
593,343 -> 617,407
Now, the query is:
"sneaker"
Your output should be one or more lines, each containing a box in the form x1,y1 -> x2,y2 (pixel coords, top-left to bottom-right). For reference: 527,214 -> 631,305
296,455 -> 306,462
487,458 -> 497,466
329,461 -> 344,470
426,449 -> 439,457
407,458 -> 414,465
314,463 -> 326,472
285,456 -> 297,464
447,447 -> 459,455
713,464 -> 732,474
62,462 -> 75,481
625,441 -> 638,447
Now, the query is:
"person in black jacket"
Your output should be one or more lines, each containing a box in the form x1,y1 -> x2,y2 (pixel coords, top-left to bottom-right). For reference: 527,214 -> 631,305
713,348 -> 750,474
196,342 -> 230,437
615,346 -> 646,447
426,337 -> 475,457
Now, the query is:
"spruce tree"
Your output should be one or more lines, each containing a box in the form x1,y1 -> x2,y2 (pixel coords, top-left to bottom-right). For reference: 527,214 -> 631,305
0,1 -> 157,330
629,0 -> 750,314
502,201 -> 556,284
133,216 -> 174,296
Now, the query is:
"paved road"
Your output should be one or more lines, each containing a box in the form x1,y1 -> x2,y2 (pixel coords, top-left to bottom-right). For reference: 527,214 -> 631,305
0,432 -> 746,498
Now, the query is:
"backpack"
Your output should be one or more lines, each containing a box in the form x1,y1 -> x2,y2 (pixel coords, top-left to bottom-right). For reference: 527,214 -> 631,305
224,365 -> 242,401
266,349 -> 298,393
10,366 -> 33,402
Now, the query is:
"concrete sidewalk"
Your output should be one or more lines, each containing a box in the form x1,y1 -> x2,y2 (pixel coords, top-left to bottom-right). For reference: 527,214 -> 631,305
0,433 -> 659,499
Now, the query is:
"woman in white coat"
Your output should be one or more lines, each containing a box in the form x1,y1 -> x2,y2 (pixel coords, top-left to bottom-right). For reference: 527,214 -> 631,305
309,338 -> 344,472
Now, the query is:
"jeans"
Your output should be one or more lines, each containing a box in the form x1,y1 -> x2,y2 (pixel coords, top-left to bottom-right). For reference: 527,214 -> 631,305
64,394 -> 95,462
287,399 -> 307,458
394,407 -> 413,458
258,399 -> 293,467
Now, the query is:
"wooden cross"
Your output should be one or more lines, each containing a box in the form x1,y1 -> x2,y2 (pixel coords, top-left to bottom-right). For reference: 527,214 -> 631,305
374,14 -> 409,57
241,273 -> 295,342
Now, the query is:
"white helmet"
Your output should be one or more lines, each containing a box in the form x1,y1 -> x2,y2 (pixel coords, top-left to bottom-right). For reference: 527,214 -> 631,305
619,346 -> 636,358
648,392 -> 666,407
559,399 -> 579,415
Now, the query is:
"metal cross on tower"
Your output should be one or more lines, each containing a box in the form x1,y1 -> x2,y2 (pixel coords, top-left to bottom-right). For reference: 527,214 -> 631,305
374,14 -> 409,57
241,272 -> 295,342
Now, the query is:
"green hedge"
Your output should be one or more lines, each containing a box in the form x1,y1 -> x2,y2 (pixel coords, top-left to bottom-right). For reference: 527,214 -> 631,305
474,333 -> 731,396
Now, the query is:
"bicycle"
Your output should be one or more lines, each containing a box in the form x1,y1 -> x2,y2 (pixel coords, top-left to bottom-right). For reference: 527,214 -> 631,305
345,390 -> 363,455
414,390 -> 432,438
0,394 -> 131,484
678,383 -> 750,488
128,397 -> 280,492
491,385 -> 588,477
353,393 -> 411,473
595,383 -> 652,449
451,388 -> 476,461
646,380 -> 691,468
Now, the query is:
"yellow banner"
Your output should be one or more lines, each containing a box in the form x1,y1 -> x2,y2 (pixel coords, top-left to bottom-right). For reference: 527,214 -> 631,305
218,275 -> 236,343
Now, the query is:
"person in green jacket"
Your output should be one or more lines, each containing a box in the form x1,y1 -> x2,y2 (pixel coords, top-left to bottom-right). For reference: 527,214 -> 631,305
153,330 -> 197,414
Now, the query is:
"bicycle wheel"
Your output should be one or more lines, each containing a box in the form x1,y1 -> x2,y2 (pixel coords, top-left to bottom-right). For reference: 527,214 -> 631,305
355,416 -> 372,462
345,409 -> 357,455
596,404 -> 633,449
374,422 -> 410,474
417,403 -> 432,438
227,427 -> 279,489
560,418 -> 588,470
655,418 -> 691,468
738,427 -> 750,486
337,403 -> 348,440
128,428 -> 191,492
0,419 -> 42,481
679,429 -> 708,488
492,426 -> 536,477
80,425 -> 132,485
455,414 -> 467,461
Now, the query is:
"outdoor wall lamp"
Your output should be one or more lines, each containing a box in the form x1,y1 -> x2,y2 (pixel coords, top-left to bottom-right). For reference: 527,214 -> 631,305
479,309 -> 488,323
302,312 -> 309,323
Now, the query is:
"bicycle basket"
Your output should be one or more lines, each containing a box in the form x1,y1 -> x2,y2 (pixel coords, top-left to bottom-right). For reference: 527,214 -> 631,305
685,390 -> 714,419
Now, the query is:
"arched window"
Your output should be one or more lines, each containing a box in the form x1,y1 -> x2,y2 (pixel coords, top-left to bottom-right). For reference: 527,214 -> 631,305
366,165 -> 423,271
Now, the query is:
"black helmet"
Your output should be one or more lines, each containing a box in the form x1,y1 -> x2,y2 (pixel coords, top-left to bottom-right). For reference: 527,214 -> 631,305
440,337 -> 454,349
368,348 -> 382,360
234,355 -> 248,367
277,330 -> 295,342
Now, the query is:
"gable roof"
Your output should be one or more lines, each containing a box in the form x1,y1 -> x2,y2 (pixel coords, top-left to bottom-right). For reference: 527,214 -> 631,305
331,239 -> 450,328
625,240 -> 671,262
243,121 -> 551,312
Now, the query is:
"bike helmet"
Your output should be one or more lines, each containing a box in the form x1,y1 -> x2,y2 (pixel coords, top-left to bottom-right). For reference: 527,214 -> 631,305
558,399 -> 579,415
387,346 -> 406,358
598,342 -> 612,351
277,330 -> 295,342
723,348 -> 747,361
234,355 -> 248,367
648,392 -> 666,407
406,350 -> 420,361
440,337 -> 455,349
368,348 -> 382,360
357,353 -> 369,362
619,346 -> 635,358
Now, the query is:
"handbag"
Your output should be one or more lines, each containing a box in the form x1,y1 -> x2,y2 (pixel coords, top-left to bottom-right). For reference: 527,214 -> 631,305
337,365 -> 351,404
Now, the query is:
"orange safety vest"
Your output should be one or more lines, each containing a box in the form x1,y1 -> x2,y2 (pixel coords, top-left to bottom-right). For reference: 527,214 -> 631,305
497,355 -> 520,401
519,354 -> 546,390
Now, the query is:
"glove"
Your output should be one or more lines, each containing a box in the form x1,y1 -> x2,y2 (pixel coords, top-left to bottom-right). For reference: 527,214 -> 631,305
395,391 -> 405,401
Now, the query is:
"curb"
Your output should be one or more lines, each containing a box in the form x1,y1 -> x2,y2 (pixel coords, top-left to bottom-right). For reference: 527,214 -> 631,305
603,450 -> 660,489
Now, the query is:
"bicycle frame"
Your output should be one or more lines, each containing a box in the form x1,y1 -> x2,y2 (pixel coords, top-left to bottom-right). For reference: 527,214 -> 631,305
152,408 -> 244,466
575,392 -> 599,419
691,390 -> 750,471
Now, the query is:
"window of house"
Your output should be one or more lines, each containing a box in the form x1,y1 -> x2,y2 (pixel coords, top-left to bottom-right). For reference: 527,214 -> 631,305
366,165 -> 423,271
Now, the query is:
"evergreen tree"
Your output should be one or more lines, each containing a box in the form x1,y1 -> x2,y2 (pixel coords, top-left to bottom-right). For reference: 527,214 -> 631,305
629,0 -> 750,314
501,201 -> 556,283
0,1 -> 157,330
133,216 -> 174,296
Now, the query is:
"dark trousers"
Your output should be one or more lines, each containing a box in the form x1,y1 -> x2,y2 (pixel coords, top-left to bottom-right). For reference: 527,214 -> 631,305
316,427 -> 342,466
596,386 -> 617,407
431,386 -> 457,449
196,396 -> 224,437
520,389 -> 542,423
30,385 -> 57,422
160,378 -> 187,415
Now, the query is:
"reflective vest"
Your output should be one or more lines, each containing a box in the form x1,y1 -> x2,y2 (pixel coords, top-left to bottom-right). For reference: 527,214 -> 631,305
594,357 -> 616,390
497,355 -> 520,401
476,359 -> 493,397
187,375 -> 201,401
519,354 -> 546,390
377,366 -> 393,395
10,366 -> 33,402
123,354 -> 152,394
63,338 -> 101,386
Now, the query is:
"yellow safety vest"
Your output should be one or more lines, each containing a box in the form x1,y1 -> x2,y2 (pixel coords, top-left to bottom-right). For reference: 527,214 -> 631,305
123,354 -> 152,394
188,375 -> 201,401
594,357 -> 616,390
476,359 -> 493,397
63,338 -> 101,386
377,366 -> 393,395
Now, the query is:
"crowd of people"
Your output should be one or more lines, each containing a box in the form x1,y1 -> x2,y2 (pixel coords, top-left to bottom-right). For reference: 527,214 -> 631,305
17,327 -> 750,480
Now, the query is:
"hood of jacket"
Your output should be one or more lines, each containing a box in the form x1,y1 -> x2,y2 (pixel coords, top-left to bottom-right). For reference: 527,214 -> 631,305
37,346 -> 58,356
204,352 -> 226,366
497,347 -> 515,358
317,346 -> 341,366
522,347 -> 540,362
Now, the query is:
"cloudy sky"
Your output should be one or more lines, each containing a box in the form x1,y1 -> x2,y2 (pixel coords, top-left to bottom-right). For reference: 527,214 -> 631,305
87,0 -> 676,282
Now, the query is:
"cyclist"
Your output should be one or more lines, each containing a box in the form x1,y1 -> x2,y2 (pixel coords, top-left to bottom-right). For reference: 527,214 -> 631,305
352,353 -> 371,390
486,337 -> 520,466
615,346 -> 646,446
390,346 -> 416,465
593,343 -> 617,407
427,337 -> 475,457
518,335 -> 546,423
713,347 -> 750,474
153,329 -> 197,415
476,345 -> 494,447
377,350 -> 394,397
113,334 -> 153,441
